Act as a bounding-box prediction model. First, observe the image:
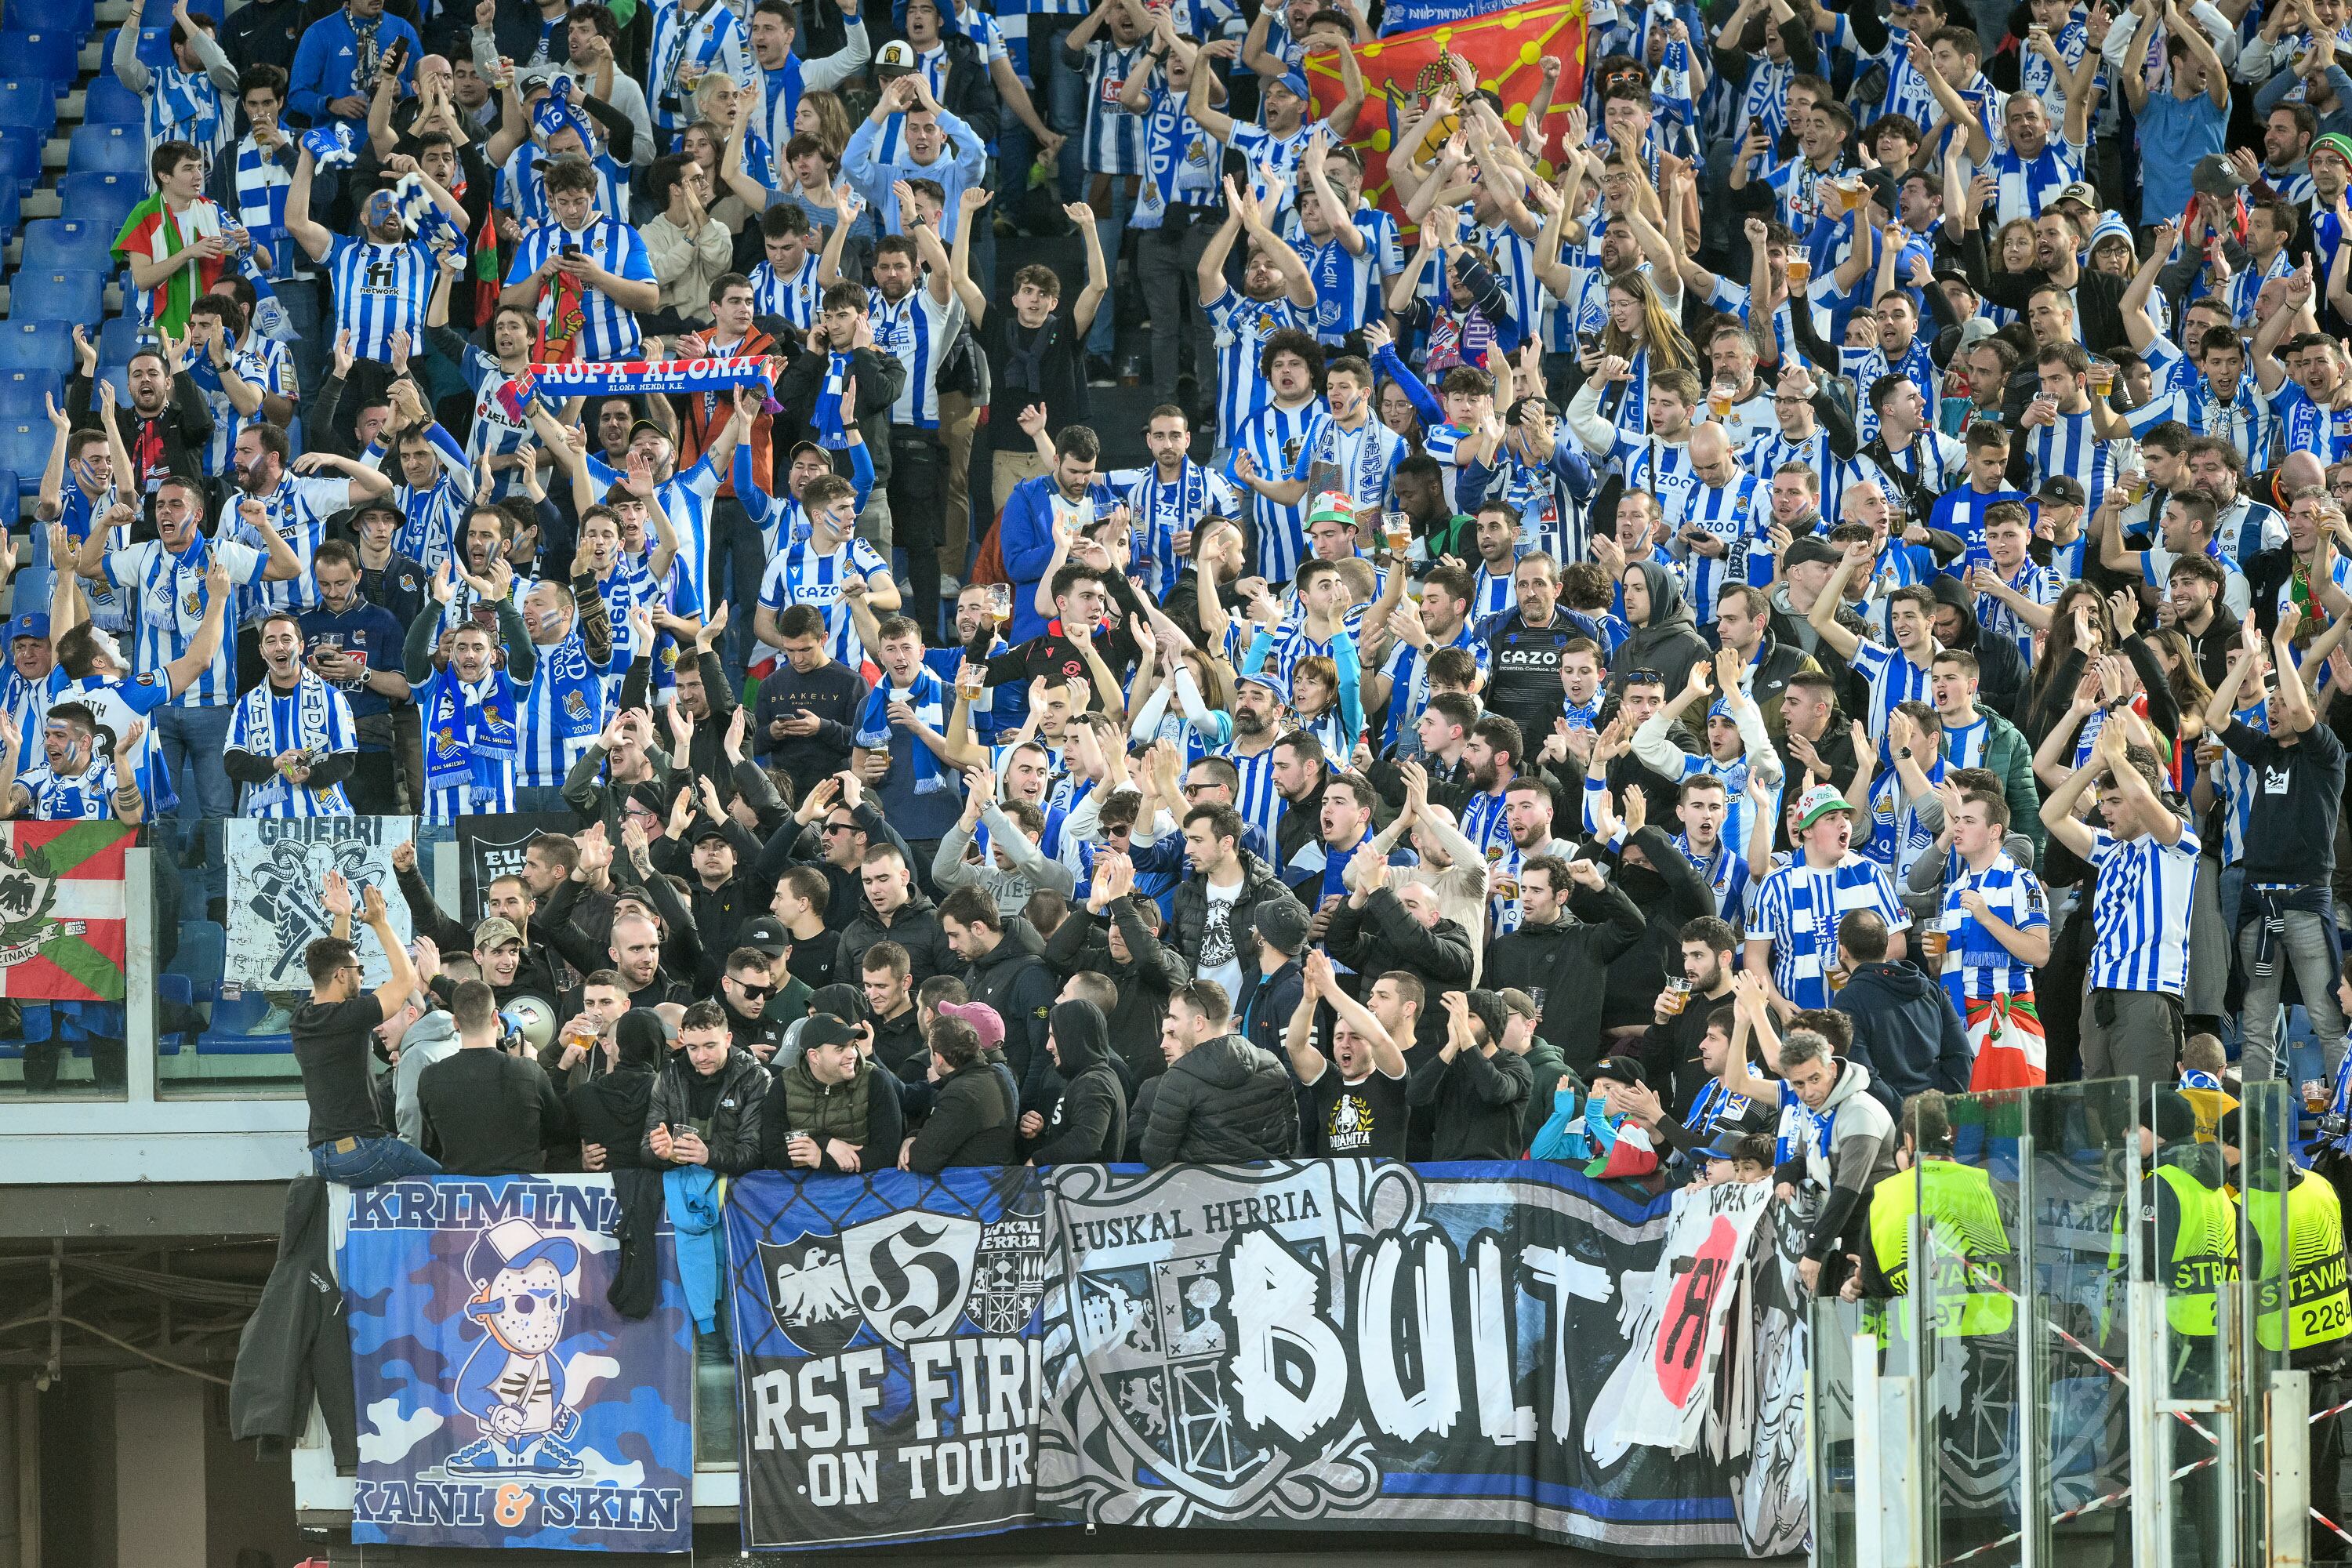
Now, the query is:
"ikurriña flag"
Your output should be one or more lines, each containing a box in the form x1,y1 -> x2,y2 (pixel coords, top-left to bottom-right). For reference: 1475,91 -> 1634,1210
0,822 -> 138,1001
1303,0 -> 1588,227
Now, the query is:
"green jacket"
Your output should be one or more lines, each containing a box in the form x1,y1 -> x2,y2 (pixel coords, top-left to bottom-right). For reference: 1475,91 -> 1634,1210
1975,708 -> 2044,863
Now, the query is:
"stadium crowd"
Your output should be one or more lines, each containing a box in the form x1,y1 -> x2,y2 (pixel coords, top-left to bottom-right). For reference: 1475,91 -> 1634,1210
26,0 -> 2352,1405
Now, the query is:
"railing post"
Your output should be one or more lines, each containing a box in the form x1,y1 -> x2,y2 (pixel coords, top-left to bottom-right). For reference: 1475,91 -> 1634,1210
2269,1370 -> 2310,1568
123,844 -> 155,1105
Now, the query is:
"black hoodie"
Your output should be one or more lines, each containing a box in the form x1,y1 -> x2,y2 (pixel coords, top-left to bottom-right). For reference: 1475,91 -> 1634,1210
566,1013 -> 666,1170
1926,574 -> 2027,722
961,917 -> 1063,1113
1029,1000 -> 1129,1165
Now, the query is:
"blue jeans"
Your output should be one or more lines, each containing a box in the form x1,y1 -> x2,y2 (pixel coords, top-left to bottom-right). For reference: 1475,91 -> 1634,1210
277,276 -> 328,419
511,784 -> 569,813
154,702 -> 236,901
311,1134 -> 441,1187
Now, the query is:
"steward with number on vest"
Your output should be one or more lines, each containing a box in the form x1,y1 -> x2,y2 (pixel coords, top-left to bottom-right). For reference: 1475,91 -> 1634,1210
1856,1090 -> 2016,1338
2118,1091 -> 2242,1344
2247,1140 -> 2352,1566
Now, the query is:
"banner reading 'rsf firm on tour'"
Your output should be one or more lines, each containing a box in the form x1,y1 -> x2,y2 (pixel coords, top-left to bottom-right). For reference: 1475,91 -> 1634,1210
726,1160 -> 1807,1559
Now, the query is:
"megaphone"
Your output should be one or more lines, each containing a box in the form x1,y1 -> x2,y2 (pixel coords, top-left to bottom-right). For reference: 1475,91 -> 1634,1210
500,994 -> 558,1054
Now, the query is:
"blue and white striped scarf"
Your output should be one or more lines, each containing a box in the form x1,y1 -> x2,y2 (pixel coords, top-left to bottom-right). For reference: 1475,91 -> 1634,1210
233,137 -> 292,281
815,350 -> 852,448
855,666 -> 948,793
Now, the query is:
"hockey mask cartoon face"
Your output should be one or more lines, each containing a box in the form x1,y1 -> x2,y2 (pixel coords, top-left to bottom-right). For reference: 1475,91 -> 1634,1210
483,1256 -> 568,1354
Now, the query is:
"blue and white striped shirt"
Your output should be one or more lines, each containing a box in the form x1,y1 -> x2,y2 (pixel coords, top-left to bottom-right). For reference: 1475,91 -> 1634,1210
585,452 -> 722,607
1976,561 -> 2063,665
517,630 -> 605,788
869,283 -> 965,430
2022,408 -> 2115,517
750,252 -> 824,333
392,424 -> 473,576
2085,824 -> 2201,995
1204,289 -> 1307,448
1679,474 -> 1763,623
327,234 -> 437,365
1109,459 -> 1239,598
1849,638 -> 1936,743
759,536 -> 892,667
223,475 -> 351,622
1751,852 -> 1911,1011
183,345 -> 274,479
1078,38 -> 1149,175
227,674 -> 356,817
103,536 -> 269,707
459,347 -> 535,501
507,216 -> 656,364
1236,397 -> 1327,588
1743,427 -> 1865,526
1938,851 -> 2049,1004
1222,742 -> 1284,866
648,0 -> 754,132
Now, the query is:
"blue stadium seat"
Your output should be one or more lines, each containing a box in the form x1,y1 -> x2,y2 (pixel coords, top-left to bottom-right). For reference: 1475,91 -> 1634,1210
166,919 -> 224,1004
97,314 -> 140,365
49,0 -> 96,39
0,323 -> 70,376
0,128 -> 41,198
67,124 -> 143,178
11,565 -> 49,612
0,185 -> 24,249
81,76 -> 140,128
179,0 -> 223,23
0,470 -> 20,522
0,368 -> 60,416
10,270 -> 102,325
198,985 -> 291,1054
0,81 -> 56,137
20,218 -> 111,273
0,420 -> 46,489
55,172 -> 136,236
0,34 -> 82,94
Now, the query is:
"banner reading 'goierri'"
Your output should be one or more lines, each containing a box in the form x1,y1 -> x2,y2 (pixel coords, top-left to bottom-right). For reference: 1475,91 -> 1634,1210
726,1161 -> 1807,1559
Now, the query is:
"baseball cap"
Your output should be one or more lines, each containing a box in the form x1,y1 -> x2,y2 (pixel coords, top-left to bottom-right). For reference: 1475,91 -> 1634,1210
1591,1054 -> 1646,1089
351,495 -> 401,525
2035,474 -> 2086,508
1697,1130 -> 1749,1163
1794,784 -> 1855,830
738,914 -> 791,956
2053,180 -> 2100,209
471,916 -> 524,951
516,64 -> 561,93
689,818 -> 734,845
1235,667 -> 1290,703
935,998 -> 1004,1052
1781,536 -> 1842,572
786,439 -> 829,471
798,1015 -> 858,1054
627,418 -> 666,446
874,38 -> 918,76
6,612 -> 47,644
1253,898 -> 1311,955
1270,68 -> 1312,103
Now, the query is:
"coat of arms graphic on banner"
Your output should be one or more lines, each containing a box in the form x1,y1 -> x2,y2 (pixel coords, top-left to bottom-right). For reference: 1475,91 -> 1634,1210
340,1175 -> 694,1552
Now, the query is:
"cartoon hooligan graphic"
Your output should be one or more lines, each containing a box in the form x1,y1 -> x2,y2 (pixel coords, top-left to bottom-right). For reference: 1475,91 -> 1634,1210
448,1217 -> 586,1477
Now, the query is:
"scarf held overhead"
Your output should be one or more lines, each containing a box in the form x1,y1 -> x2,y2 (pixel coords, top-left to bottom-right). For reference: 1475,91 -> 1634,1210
497,354 -> 782,421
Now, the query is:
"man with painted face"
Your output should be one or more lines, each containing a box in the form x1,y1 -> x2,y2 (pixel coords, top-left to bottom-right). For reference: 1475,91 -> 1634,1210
284,142 -> 466,386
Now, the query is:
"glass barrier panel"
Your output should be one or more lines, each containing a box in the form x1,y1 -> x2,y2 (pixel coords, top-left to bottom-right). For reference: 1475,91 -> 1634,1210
1919,1087 -> 2026,1568
2146,1076 -> 2235,1568
0,829 -> 168,1102
2234,1076 -> 2295,1568
1809,1295 -> 1863,1568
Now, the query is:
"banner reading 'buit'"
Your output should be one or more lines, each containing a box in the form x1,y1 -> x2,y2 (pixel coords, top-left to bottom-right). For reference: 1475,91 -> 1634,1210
727,1161 -> 1807,1559
343,1175 -> 695,1554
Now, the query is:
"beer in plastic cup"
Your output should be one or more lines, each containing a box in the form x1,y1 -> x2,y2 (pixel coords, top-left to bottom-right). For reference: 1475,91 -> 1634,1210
1493,869 -> 1520,902
1708,382 -> 1734,419
2306,1080 -> 2332,1114
957,664 -> 985,700
1382,510 -> 1411,554
2088,361 -> 2114,396
1827,965 -> 1851,992
1922,927 -> 1951,963
1784,257 -> 1813,289
1660,978 -> 1691,1016
987,582 -> 1012,630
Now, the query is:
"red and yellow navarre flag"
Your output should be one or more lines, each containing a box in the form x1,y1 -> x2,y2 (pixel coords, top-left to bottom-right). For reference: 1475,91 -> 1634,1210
1302,0 -> 1588,226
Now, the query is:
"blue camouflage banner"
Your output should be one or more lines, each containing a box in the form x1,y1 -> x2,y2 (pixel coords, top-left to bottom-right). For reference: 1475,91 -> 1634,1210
726,1167 -> 1048,1548
342,1175 -> 695,1553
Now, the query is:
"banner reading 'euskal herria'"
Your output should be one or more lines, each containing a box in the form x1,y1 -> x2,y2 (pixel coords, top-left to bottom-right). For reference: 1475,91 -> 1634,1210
726,1161 -> 1807,1559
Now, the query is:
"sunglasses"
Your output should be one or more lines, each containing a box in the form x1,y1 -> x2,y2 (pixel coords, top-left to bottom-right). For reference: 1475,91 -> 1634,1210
731,978 -> 774,1000
822,820 -> 858,833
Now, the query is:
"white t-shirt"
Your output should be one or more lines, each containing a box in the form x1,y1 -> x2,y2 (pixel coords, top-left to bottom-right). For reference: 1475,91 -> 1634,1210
1198,879 -> 1244,1002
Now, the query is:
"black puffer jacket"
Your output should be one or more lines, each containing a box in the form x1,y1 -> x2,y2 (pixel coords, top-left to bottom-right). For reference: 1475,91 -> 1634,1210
1171,851 -> 1304,976
639,1047 -> 769,1174
1140,1033 -> 1298,1167
839,890 -> 957,989
908,1058 -> 1017,1171
1325,887 -> 1478,1058
962,917 -> 1063,1113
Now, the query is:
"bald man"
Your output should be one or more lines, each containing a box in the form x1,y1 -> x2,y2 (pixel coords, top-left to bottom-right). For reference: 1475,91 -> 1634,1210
1676,422 -> 1766,625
